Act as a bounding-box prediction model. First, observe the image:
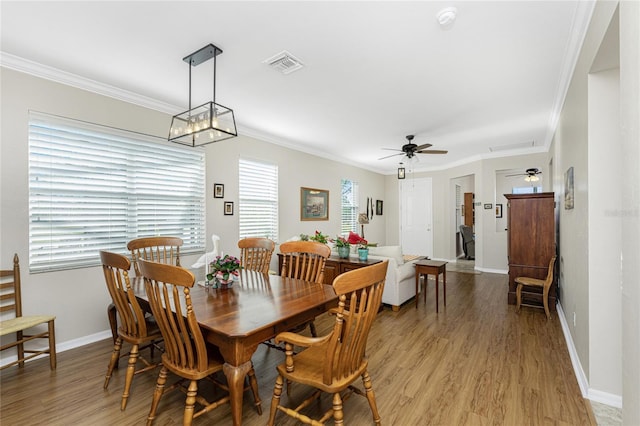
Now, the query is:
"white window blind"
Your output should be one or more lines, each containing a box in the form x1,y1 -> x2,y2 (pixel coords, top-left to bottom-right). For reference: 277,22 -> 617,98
238,158 -> 278,241
341,179 -> 359,234
28,112 -> 205,273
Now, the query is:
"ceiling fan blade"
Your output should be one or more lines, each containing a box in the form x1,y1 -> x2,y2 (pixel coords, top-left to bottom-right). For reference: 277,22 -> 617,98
505,173 -> 525,177
377,152 -> 405,160
414,143 -> 432,151
381,148 -> 403,152
417,149 -> 448,154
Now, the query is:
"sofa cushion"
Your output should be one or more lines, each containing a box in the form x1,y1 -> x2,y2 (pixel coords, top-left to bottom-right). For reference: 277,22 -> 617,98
368,245 -> 404,265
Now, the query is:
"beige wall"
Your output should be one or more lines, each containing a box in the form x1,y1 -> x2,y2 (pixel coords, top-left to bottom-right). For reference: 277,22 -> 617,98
551,1 -> 640,419
383,152 -> 548,272
0,68 -> 385,357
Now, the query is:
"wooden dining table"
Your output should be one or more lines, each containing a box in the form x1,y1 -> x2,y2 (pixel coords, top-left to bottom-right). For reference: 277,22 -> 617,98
132,268 -> 338,426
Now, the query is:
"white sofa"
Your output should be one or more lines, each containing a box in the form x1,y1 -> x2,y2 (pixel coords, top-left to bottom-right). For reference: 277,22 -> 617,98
331,245 -> 421,311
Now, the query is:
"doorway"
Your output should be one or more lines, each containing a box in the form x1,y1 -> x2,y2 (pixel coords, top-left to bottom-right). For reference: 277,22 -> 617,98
399,177 -> 433,257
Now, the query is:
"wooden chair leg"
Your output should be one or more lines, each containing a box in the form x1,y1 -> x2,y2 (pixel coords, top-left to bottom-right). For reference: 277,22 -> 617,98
332,392 -> 344,424
183,380 -> 198,426
108,303 -> 118,344
362,370 -> 381,425
147,366 -> 168,426
17,330 -> 25,368
516,283 -> 522,313
247,367 -> 262,415
47,319 -> 57,370
267,374 -> 284,426
543,286 -> 551,320
309,320 -> 317,337
121,344 -> 139,410
104,337 -> 123,389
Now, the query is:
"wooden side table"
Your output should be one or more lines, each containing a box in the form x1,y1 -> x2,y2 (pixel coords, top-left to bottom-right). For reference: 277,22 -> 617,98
414,260 -> 448,312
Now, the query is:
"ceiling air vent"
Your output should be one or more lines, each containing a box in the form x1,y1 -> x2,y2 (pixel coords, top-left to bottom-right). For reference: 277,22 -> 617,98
263,50 -> 304,75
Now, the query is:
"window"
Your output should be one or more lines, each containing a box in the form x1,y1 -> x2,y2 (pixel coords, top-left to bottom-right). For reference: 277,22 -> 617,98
28,112 -> 205,273
341,179 -> 359,234
238,159 -> 278,241
512,186 -> 542,194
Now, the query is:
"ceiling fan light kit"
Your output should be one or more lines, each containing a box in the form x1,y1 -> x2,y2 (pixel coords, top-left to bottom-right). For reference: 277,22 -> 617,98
379,134 -> 448,162
506,167 -> 542,182
169,43 -> 238,147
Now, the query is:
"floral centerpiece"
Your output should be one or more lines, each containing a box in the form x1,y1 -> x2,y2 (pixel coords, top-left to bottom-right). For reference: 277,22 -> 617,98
207,254 -> 241,288
347,231 -> 369,260
331,235 -> 351,258
347,231 -> 368,249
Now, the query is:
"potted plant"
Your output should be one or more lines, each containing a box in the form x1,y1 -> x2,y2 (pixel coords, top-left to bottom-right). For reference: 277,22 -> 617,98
207,254 -> 241,288
309,230 -> 329,244
332,236 -> 350,258
347,231 -> 369,261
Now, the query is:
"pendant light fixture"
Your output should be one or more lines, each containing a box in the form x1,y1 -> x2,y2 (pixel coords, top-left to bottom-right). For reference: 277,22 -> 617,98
169,43 -> 237,147
398,162 -> 406,179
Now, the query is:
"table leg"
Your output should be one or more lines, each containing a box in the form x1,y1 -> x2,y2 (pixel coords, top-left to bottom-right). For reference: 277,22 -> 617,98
443,268 -> 447,308
223,361 -> 253,426
415,270 -> 420,309
435,273 -> 439,313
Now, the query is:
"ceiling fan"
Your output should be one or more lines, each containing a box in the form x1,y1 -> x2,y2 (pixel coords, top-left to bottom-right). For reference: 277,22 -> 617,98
506,167 -> 542,181
378,135 -> 448,160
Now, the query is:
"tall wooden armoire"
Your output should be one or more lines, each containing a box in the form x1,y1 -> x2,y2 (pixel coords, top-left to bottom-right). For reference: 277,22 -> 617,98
505,192 -> 556,309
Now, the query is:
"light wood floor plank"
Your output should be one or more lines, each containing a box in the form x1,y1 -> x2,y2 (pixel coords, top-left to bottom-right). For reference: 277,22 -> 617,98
0,271 -> 595,425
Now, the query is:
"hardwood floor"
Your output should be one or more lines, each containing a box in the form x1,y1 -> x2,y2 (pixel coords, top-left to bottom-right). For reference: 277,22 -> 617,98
0,271 -> 596,425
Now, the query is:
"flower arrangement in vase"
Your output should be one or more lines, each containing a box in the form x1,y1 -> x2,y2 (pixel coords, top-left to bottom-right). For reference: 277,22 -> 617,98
331,235 -> 350,258
347,232 -> 369,260
207,254 -> 241,288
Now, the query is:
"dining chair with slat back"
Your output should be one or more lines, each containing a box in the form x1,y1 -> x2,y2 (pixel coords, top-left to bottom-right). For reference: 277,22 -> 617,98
100,251 -> 163,410
279,241 -> 331,284
107,236 -> 184,345
238,237 -> 275,274
267,260 -> 389,426
0,254 -> 56,371
138,258 -> 262,425
516,255 -> 557,320
269,241 -> 331,346
127,236 -> 184,276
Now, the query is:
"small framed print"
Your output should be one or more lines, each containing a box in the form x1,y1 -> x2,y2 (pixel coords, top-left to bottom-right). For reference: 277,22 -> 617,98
214,183 -> 224,198
495,204 -> 503,218
484,203 -> 493,209
224,201 -> 234,215
376,200 -> 383,216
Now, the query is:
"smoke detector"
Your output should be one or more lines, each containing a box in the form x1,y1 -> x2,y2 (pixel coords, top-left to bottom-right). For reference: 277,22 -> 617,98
263,50 -> 304,75
436,7 -> 458,28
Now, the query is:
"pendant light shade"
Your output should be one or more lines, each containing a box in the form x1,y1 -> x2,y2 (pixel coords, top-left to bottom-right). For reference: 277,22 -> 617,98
169,44 -> 237,147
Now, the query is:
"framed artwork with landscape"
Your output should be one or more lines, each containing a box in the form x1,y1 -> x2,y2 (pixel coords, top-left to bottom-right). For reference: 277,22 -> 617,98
300,187 -> 329,221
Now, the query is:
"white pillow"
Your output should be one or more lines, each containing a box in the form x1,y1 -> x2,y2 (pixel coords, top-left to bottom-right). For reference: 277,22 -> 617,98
368,245 -> 404,265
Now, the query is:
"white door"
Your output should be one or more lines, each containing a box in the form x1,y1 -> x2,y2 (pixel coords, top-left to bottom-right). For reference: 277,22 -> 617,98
400,177 -> 433,257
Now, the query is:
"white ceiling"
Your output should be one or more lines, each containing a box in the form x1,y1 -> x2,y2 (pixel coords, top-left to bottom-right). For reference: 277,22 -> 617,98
0,1 -> 594,175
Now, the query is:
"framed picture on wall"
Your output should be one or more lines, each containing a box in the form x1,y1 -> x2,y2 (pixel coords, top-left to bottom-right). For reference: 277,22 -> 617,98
300,187 -> 329,221
224,201 -> 234,215
565,166 -> 574,209
376,200 -> 383,216
214,183 -> 224,198
495,204 -> 503,218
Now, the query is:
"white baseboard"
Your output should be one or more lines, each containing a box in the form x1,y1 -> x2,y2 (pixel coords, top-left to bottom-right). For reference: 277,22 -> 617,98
476,267 -> 507,274
0,329 -> 112,369
556,302 -> 622,409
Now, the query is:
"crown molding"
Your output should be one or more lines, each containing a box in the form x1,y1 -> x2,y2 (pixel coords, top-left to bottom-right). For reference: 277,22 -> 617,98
0,52 -> 180,115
